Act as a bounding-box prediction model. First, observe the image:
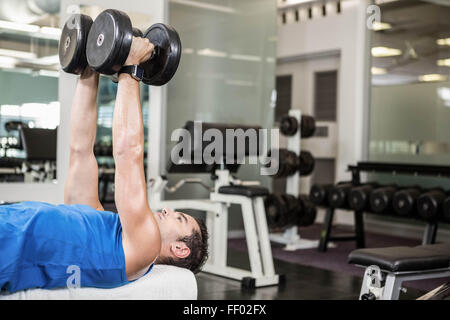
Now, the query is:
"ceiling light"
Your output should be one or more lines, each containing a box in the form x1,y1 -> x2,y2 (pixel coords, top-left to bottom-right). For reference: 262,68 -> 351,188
371,46 -> 402,57
0,20 -> 40,33
0,49 -> 36,60
371,67 -> 387,75
418,74 -> 447,82
372,21 -> 392,31
197,48 -> 227,58
182,48 -> 194,54
437,38 -> 450,46
437,59 -> 450,67
229,54 -> 261,62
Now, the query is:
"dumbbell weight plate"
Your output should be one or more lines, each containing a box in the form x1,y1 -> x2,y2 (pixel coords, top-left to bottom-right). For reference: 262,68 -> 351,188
279,115 -> 298,137
298,195 -> 317,227
59,14 -> 93,75
141,23 -> 182,86
86,9 -> 133,75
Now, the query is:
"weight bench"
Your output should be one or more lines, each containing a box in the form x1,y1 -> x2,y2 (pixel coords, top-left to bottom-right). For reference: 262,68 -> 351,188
349,243 -> 450,300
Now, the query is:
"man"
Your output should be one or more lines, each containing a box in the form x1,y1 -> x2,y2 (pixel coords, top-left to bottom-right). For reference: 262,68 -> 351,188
0,37 -> 208,293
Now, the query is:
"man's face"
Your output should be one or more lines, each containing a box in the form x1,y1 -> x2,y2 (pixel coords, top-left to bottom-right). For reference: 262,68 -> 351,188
153,208 -> 199,245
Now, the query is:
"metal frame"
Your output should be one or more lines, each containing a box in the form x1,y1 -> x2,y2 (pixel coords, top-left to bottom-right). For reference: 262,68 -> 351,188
358,264 -> 450,300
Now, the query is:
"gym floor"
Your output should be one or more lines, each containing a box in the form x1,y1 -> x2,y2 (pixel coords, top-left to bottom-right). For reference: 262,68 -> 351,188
196,247 -> 424,300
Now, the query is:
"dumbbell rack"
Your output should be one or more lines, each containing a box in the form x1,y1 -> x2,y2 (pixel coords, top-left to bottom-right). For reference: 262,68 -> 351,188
269,109 -> 320,250
318,161 -> 450,252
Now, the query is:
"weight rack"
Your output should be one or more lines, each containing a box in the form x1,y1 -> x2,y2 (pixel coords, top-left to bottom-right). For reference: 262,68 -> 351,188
318,161 -> 450,252
269,109 -> 320,250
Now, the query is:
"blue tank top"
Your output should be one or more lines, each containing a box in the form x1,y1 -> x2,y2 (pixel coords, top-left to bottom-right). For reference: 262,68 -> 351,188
0,201 -> 153,293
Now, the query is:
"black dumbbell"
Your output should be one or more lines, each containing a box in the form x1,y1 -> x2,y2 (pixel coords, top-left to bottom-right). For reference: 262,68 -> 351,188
282,194 -> 302,226
279,115 -> 316,138
442,196 -> 450,223
348,182 -> 379,211
264,194 -> 289,228
392,186 -> 422,217
279,115 -> 298,136
417,188 -> 446,222
298,194 -> 317,227
59,14 -> 93,74
85,9 -> 181,85
310,183 -> 334,206
328,182 -> 354,208
369,185 -> 398,214
298,150 -> 315,176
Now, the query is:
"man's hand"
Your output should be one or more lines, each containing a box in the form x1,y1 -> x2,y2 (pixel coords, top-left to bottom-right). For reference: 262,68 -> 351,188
79,66 -> 98,81
125,36 -> 155,66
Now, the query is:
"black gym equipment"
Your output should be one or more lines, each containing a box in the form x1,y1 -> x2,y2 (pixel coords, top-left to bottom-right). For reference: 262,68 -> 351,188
85,9 -> 181,85
348,183 -> 378,211
298,150 -> 315,176
297,194 -> 317,227
443,197 -> 450,223
309,183 -> 334,206
59,14 -> 93,75
281,194 -> 302,226
327,182 -> 353,208
266,149 -> 315,178
392,186 -> 422,217
279,114 -> 316,138
264,194 -> 289,228
369,185 -> 398,214
417,188 -> 446,222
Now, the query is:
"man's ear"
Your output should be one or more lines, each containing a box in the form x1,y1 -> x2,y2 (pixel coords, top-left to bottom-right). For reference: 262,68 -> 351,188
170,241 -> 191,259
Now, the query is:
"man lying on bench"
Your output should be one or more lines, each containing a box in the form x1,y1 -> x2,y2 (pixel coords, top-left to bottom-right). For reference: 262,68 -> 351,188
0,37 -> 208,294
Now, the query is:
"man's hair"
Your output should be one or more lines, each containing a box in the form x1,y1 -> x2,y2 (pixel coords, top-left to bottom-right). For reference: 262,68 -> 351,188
159,217 -> 209,274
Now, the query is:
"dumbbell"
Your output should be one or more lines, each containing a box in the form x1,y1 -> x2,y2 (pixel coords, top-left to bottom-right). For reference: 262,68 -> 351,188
298,150 -> 315,176
282,194 -> 303,226
348,182 -> 379,211
264,194 -> 289,228
279,115 -> 316,138
442,196 -> 450,223
392,186 -> 422,217
309,183 -> 334,206
266,149 -> 315,178
369,185 -> 398,214
59,10 -> 181,86
417,188 -> 446,222
328,182 -> 354,208
59,14 -> 93,74
297,194 -> 318,227
86,9 -> 181,85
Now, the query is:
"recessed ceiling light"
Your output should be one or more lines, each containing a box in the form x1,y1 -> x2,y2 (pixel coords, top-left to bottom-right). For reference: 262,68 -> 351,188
437,38 -> 450,46
437,59 -> 450,67
371,67 -> 387,75
418,74 -> 447,82
372,21 -> 392,31
371,47 -> 402,57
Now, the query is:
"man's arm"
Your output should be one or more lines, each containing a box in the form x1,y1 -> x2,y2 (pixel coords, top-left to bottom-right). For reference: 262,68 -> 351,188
113,37 -> 161,277
64,68 -> 103,210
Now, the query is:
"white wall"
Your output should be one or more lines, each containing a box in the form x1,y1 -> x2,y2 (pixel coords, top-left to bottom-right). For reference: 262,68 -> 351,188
277,0 -> 371,224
